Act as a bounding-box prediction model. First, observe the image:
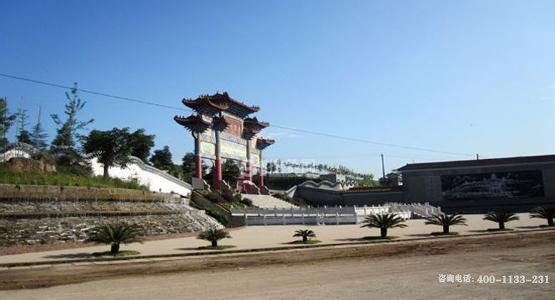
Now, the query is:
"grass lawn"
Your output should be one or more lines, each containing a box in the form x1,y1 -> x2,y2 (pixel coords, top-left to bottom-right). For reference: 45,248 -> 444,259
0,168 -> 147,190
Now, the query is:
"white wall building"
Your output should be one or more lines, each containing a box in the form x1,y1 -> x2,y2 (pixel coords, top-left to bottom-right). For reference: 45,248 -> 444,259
90,157 -> 192,197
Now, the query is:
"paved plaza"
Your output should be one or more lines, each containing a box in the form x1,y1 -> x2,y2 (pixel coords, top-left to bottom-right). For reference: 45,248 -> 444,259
0,213 -> 547,265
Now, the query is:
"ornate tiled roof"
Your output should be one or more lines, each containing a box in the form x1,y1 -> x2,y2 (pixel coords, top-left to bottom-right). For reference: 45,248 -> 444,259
173,114 -> 211,133
183,92 -> 259,118
256,137 -> 275,150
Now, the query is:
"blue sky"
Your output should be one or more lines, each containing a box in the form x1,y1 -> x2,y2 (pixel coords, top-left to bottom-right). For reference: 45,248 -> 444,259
1,0 -> 554,176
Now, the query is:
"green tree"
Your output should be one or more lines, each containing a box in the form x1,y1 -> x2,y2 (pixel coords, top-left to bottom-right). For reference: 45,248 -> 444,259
222,159 -> 241,183
150,145 -> 173,170
51,83 -> 94,149
293,229 -> 316,242
29,106 -> 48,149
483,211 -> 519,230
530,207 -> 555,227
181,152 -> 206,182
197,227 -> 231,247
88,223 -> 144,254
15,107 -> 32,144
425,214 -> 467,234
379,172 -> 400,187
0,98 -> 17,147
361,213 -> 407,238
83,128 -> 133,178
129,129 -> 155,162
356,174 -> 378,187
266,161 -> 277,174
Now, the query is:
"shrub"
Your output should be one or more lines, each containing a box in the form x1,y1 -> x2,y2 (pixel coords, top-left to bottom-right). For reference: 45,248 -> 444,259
205,191 -> 225,204
240,198 -> 253,207
530,207 -> 555,227
197,227 -> 231,247
88,222 -> 144,254
361,213 -> 407,238
293,229 -> 316,242
483,211 -> 519,230
425,214 -> 467,234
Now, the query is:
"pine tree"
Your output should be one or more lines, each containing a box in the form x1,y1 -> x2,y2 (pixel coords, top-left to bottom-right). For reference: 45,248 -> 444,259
29,106 -> 48,149
0,97 -> 17,148
15,106 -> 32,144
50,83 -> 94,150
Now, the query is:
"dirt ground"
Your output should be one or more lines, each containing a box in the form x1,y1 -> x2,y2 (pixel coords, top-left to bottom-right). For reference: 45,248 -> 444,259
0,230 -> 554,299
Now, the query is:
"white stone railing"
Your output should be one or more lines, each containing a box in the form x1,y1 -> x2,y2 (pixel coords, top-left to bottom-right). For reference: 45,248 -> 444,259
231,202 -> 441,226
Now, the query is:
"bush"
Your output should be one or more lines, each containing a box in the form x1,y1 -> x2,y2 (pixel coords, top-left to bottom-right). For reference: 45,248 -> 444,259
204,191 -> 225,204
240,198 -> 253,207
197,227 -> 231,247
31,151 -> 56,165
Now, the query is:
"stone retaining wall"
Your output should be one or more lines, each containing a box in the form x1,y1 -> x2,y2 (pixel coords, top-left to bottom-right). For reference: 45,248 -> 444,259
0,213 -> 215,247
0,187 -> 222,247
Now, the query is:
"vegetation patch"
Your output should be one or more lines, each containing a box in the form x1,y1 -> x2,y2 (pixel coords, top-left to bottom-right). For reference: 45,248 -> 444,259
0,168 -> 147,190
92,250 -> 141,257
197,245 -> 235,250
486,228 -> 514,232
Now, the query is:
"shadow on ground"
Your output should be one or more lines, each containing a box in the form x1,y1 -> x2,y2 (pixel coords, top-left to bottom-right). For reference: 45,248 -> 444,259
516,225 -> 541,229
44,252 -> 93,259
335,236 -> 396,242
469,229 -> 514,233
175,247 -> 204,251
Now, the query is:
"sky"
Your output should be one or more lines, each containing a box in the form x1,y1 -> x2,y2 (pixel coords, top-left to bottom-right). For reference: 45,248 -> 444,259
1,0 -> 554,176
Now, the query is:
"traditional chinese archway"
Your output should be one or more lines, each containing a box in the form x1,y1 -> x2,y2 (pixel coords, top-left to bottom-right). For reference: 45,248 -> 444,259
174,92 -> 273,191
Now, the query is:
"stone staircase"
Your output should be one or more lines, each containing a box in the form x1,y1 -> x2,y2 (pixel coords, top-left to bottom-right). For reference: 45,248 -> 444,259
241,194 -> 298,209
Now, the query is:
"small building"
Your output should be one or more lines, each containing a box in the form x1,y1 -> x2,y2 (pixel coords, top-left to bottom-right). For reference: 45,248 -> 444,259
397,155 -> 555,213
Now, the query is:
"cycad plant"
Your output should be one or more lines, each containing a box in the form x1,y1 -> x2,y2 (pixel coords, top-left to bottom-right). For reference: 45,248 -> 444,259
197,227 -> 231,247
293,229 -> 316,242
425,214 -> 467,234
483,211 -> 519,230
530,207 -> 555,227
88,222 -> 144,254
361,213 -> 407,238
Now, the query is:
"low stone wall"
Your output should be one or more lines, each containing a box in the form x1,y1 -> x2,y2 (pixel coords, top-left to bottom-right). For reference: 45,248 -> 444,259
0,213 -> 214,247
0,184 -> 170,201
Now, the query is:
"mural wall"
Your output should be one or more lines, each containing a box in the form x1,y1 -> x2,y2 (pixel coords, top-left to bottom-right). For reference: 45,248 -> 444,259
441,170 -> 544,200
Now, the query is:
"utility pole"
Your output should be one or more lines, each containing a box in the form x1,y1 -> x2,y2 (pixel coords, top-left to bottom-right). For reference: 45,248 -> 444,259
381,153 -> 386,179
476,153 -> 480,160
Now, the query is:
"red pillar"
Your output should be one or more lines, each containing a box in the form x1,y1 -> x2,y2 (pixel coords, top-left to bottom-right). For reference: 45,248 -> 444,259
195,154 -> 202,179
213,157 -> 222,190
259,167 -> 264,186
213,128 -> 222,190
258,151 -> 264,187
246,162 -> 252,182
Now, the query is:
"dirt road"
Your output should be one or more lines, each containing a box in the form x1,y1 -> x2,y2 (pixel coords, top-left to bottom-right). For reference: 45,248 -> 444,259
1,231 -> 554,299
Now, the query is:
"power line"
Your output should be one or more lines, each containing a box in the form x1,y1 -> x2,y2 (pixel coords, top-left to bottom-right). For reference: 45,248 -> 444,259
271,124 -> 474,157
1,72 -> 475,157
0,72 -> 188,111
